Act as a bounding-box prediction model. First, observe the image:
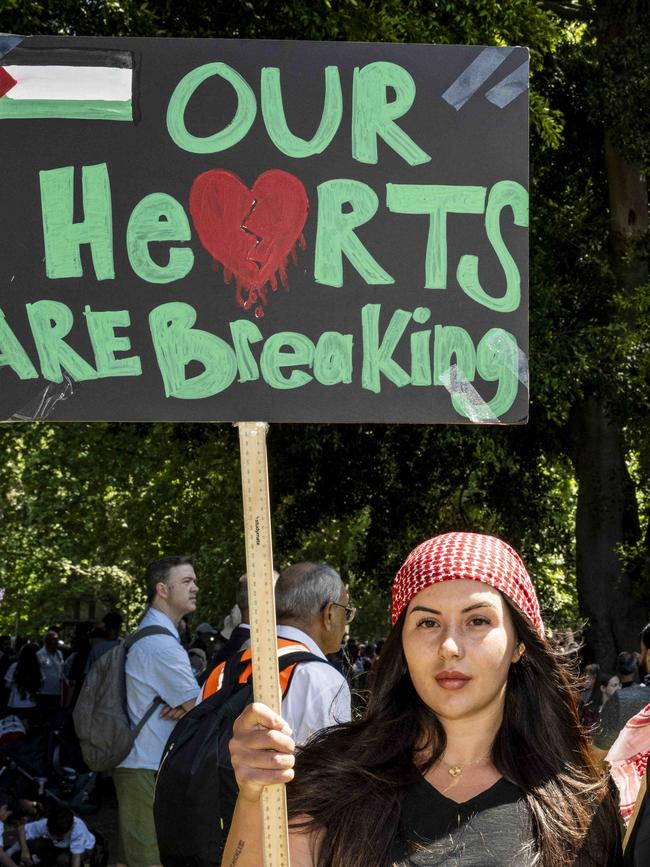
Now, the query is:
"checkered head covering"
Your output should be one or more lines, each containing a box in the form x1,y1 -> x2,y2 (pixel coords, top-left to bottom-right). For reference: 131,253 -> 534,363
392,532 -> 543,635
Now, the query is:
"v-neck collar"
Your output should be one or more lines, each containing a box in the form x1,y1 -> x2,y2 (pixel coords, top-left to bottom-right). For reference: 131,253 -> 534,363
416,774 -> 509,810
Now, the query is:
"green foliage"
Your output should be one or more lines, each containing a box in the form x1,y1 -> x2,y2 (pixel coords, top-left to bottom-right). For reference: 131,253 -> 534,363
0,0 -> 648,647
0,423 -> 246,631
588,0 -> 650,171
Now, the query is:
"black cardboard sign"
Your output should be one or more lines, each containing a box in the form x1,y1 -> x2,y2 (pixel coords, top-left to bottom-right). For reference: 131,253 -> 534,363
0,36 -> 529,423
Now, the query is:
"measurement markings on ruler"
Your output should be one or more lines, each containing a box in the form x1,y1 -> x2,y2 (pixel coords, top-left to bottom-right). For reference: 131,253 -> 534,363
237,421 -> 291,866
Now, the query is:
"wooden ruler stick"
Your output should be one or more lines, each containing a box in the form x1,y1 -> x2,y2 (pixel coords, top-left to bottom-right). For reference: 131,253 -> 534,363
237,421 -> 291,867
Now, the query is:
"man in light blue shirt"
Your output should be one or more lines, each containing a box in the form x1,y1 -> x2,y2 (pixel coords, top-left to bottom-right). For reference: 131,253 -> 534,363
114,556 -> 200,867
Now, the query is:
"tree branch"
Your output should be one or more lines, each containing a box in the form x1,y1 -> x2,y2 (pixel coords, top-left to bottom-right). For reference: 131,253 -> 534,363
540,1 -> 589,20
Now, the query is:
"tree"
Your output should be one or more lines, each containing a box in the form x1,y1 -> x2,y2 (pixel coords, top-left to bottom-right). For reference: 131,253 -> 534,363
533,0 -> 650,666
1,1 -> 647,662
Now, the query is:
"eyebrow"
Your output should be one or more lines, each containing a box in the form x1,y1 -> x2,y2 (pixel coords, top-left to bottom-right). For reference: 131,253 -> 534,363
409,602 -> 498,615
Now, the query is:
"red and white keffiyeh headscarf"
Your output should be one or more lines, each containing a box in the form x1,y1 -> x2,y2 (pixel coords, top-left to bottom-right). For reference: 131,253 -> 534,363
391,531 -> 544,636
607,703 -> 650,823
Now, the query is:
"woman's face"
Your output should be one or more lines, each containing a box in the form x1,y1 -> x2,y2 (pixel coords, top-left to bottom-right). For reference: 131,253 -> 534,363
401,579 -> 520,725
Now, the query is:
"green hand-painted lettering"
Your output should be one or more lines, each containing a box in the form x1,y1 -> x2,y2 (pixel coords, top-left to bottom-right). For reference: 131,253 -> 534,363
261,66 -> 342,158
260,332 -> 314,389
352,62 -> 430,166
0,309 -> 38,379
229,320 -> 263,382
40,163 -> 114,281
315,180 -> 393,287
26,300 -> 98,383
84,306 -> 141,378
127,194 -> 194,284
313,331 -> 353,385
149,302 -> 237,398
476,328 -> 520,417
361,303 -> 411,393
410,307 -> 432,386
433,324 -> 477,417
387,184 -> 486,289
167,63 -> 256,154
457,180 -> 528,312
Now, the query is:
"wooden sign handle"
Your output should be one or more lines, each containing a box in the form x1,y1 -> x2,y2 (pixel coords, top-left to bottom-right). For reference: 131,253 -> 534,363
237,421 -> 291,867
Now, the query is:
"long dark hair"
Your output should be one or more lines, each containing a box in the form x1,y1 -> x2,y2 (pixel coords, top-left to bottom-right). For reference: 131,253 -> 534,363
287,598 -> 619,867
13,643 -> 42,701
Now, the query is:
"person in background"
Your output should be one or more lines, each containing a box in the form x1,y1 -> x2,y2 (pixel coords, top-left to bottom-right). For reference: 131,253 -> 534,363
177,615 -> 192,650
618,652 -> 641,688
188,647 -> 207,682
601,674 -> 622,708
592,656 -> 648,766
114,555 -> 200,867
583,674 -> 620,732
0,793 -> 17,867
191,622 -> 219,659
200,562 -> 352,747
36,632 -> 64,722
581,663 -> 600,707
62,623 -> 94,709
640,623 -> 650,684
85,611 -> 123,671
209,574 -> 259,671
17,804 -> 95,867
606,703 -> 650,826
0,637 -> 14,710
4,643 -> 41,727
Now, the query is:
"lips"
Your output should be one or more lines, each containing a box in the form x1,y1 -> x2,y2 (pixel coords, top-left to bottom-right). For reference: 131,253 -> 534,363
435,671 -> 471,690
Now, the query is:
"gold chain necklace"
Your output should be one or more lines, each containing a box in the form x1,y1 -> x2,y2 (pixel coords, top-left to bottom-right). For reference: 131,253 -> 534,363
438,752 -> 492,778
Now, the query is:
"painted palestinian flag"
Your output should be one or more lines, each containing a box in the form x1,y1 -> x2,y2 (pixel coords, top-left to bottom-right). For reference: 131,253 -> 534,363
0,46 -> 133,121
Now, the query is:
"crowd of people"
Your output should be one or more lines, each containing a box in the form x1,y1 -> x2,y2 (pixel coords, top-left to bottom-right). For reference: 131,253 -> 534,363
0,628 -> 105,866
0,536 -> 649,865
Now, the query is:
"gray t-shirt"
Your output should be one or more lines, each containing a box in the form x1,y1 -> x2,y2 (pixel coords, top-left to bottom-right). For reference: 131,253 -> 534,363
593,684 -> 649,751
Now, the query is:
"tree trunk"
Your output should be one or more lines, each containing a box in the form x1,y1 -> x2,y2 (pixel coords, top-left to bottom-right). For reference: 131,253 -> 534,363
569,397 -> 643,669
570,12 -> 649,665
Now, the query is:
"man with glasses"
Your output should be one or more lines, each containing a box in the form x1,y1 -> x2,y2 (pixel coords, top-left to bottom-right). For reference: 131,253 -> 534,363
114,555 -> 200,867
273,562 -> 353,746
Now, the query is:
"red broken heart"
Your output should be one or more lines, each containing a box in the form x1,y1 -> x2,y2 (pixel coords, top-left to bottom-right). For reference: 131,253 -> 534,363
189,169 -> 309,315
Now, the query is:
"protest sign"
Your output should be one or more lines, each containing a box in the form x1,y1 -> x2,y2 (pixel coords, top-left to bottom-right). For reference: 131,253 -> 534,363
0,36 -> 528,424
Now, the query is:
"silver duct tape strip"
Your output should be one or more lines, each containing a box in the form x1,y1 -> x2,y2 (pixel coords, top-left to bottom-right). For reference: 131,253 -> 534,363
442,46 -> 514,111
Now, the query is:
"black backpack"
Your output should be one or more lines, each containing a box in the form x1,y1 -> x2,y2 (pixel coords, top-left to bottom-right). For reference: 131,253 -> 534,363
154,643 -> 325,867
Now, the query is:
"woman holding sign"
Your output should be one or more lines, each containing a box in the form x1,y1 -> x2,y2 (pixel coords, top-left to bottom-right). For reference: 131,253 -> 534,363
224,532 -> 621,866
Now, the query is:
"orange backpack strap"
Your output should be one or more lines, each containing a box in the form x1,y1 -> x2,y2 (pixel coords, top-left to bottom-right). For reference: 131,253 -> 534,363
201,660 -> 226,700
201,638 -> 316,701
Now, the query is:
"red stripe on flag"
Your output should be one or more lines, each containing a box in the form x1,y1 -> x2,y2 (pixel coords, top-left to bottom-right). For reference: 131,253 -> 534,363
0,67 -> 17,98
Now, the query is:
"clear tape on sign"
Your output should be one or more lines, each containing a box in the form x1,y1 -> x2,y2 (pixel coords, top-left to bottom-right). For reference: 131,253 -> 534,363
9,373 -> 74,421
439,339 -> 528,424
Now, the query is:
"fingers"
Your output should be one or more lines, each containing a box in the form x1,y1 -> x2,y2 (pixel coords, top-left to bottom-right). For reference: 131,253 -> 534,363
159,705 -> 189,720
234,702 -> 293,738
230,703 -> 296,800
159,705 -> 179,720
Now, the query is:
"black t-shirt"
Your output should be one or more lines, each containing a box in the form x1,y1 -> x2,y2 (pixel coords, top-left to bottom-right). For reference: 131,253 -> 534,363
393,776 -> 535,866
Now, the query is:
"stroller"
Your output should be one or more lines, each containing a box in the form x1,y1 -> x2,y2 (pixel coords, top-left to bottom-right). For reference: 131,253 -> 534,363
0,710 -> 100,815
